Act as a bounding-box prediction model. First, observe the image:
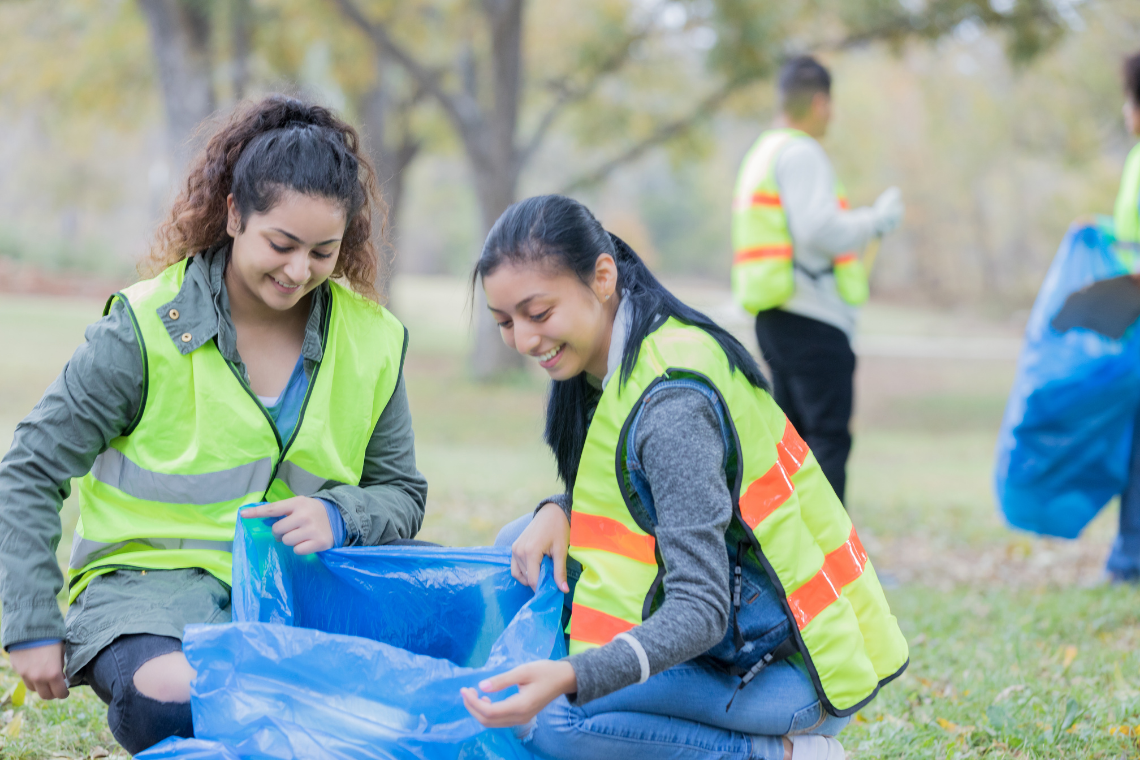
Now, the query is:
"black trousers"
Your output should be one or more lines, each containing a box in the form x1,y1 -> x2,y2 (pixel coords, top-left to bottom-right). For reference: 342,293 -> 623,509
754,309 -> 855,504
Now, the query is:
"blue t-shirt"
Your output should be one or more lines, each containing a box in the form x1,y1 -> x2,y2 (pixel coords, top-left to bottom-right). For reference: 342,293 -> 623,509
259,356 -> 346,548
260,354 -> 308,443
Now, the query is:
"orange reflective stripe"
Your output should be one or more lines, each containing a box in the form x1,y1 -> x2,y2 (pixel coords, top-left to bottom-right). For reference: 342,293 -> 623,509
570,513 -> 657,565
833,253 -> 857,265
732,191 -> 782,211
733,245 -> 793,265
838,197 -> 849,210
776,419 -> 808,475
787,527 -> 868,630
570,603 -> 636,646
740,419 -> 808,528
740,464 -> 793,529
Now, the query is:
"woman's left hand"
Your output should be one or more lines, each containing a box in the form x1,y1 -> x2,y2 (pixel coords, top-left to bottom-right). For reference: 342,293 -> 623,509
241,497 -> 334,554
461,660 -> 577,728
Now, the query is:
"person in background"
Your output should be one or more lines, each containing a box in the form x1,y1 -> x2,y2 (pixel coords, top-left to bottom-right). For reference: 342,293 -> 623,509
0,96 -> 427,753
1107,50 -> 1140,583
731,55 -> 904,504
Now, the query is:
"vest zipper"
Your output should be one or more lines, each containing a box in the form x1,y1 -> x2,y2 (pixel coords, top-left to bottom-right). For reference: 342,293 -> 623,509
223,290 -> 333,498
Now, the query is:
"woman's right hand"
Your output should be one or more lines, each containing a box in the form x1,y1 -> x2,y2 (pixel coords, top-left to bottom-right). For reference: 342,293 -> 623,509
511,503 -> 570,593
9,642 -> 68,700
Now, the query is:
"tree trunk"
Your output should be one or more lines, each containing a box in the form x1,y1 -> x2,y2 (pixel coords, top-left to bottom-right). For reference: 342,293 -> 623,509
470,157 -> 524,379
137,0 -> 216,172
468,0 -> 526,380
231,0 -> 252,101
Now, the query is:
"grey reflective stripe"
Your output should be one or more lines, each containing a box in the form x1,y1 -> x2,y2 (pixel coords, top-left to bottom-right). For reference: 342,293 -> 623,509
275,460 -> 342,496
69,534 -> 232,570
90,448 -> 273,505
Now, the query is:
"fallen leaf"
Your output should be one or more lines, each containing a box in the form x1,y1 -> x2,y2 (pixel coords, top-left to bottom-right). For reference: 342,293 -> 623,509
994,684 -> 1026,703
854,713 -> 867,723
89,746 -> 110,758
0,681 -> 24,710
10,681 -> 25,708
1062,645 -> 1078,671
937,718 -> 958,731
5,714 -> 22,738
1108,725 -> 1134,736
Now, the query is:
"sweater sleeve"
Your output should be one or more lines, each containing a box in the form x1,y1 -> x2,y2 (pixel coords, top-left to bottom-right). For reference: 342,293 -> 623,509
565,383 -> 732,703
776,138 -> 878,256
0,301 -> 143,649
318,369 -> 428,546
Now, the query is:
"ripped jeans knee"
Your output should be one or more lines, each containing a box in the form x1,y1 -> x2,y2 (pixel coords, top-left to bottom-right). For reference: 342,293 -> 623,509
84,634 -> 194,755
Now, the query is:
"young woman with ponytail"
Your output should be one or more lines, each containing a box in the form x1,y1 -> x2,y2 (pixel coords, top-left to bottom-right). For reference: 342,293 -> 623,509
0,96 -> 427,753
462,195 -> 907,760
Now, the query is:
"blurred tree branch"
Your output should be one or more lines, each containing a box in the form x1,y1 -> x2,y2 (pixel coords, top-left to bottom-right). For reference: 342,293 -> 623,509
561,0 -> 1073,192
327,0 -> 1077,377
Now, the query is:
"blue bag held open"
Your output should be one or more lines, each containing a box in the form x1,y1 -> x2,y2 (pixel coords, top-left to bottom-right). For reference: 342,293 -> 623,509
139,515 -> 565,760
995,219 -> 1140,538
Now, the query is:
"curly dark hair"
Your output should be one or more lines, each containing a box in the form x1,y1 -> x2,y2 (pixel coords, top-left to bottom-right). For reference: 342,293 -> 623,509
143,95 -> 386,301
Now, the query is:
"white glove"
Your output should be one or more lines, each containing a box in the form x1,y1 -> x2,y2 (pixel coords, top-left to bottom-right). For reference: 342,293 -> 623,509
871,186 -> 904,236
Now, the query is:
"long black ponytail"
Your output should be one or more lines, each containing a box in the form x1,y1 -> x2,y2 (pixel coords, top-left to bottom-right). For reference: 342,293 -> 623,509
474,195 -> 769,491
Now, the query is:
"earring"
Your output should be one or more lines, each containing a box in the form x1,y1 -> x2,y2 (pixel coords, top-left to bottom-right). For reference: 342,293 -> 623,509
604,293 -> 612,302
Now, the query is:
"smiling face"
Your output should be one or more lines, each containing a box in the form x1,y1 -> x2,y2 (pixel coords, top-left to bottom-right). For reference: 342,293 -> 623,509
225,189 -> 346,314
482,255 -> 618,381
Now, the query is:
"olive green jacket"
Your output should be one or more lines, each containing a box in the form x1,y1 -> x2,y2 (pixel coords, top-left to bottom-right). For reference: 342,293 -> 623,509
0,247 -> 428,649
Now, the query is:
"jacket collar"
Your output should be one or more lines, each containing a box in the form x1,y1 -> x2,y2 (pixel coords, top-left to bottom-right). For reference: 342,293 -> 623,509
155,244 -> 328,364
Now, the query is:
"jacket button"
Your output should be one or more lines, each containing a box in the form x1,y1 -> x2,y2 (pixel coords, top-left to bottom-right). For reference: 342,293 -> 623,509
181,332 -> 192,343
168,308 -> 180,320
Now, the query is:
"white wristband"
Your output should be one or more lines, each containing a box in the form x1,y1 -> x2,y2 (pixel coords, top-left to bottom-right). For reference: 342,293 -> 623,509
613,632 -> 650,684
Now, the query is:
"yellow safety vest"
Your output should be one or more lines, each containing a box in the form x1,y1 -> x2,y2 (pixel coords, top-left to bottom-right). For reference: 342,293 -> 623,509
731,128 -> 869,315
567,319 -> 907,715
68,259 -> 406,601
1115,142 -> 1140,245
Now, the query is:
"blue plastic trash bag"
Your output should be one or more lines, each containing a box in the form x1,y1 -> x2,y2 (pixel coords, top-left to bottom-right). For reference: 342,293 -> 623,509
136,738 -> 242,760
995,220 -> 1140,538
138,516 -> 565,760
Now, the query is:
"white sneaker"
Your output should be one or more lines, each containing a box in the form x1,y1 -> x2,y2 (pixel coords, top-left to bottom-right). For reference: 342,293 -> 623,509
789,734 -> 845,760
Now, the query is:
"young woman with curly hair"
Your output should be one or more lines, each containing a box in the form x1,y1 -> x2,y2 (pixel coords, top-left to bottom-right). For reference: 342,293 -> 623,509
0,95 -> 428,753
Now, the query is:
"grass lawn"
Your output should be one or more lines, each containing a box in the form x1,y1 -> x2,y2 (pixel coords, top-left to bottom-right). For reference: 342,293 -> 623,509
0,277 -> 1135,759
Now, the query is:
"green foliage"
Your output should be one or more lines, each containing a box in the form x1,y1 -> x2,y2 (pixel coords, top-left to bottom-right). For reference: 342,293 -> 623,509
0,0 -> 157,133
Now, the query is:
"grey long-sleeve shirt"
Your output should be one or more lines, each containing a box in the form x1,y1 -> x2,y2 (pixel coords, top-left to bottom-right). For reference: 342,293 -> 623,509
0,247 -> 428,653
776,136 -> 879,340
542,300 -> 736,704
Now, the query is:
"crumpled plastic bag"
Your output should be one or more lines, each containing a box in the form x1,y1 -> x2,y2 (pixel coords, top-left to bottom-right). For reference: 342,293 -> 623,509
133,738 -> 243,760
995,220 -> 1140,538
137,516 -> 565,760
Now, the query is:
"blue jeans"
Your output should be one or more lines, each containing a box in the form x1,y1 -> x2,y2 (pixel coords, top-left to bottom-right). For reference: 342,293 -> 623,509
526,659 -> 848,760
492,518 -> 849,760
1108,406 -> 1140,579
